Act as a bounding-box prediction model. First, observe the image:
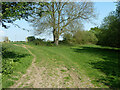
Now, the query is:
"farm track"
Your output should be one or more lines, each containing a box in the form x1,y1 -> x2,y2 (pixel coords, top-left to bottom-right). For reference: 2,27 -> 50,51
10,44 -> 96,88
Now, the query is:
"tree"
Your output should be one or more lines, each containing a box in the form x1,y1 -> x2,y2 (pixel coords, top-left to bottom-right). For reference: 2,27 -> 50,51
1,2 -> 44,29
95,1 -> 120,47
27,36 -> 35,42
90,27 -> 101,34
30,2 -> 95,45
63,33 -> 73,44
72,30 -> 98,44
89,26 -> 102,40
116,1 -> 120,20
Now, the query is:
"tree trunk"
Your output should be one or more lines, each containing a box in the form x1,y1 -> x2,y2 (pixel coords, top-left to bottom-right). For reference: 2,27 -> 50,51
53,29 -> 59,46
54,36 -> 59,46
52,2 -> 59,46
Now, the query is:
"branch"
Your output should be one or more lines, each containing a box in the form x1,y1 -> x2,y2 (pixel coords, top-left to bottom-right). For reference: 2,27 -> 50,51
11,22 -> 31,32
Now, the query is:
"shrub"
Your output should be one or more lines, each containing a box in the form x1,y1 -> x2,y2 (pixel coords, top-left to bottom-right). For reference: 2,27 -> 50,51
63,33 -> 73,44
2,46 -> 14,75
27,36 -> 35,42
63,30 -> 98,45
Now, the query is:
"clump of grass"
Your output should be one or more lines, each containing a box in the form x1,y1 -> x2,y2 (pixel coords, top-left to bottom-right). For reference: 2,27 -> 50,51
60,70 -> 67,72
64,76 -> 71,82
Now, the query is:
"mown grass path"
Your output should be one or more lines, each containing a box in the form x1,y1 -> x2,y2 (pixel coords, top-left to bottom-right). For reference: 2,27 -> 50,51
10,44 -> 96,88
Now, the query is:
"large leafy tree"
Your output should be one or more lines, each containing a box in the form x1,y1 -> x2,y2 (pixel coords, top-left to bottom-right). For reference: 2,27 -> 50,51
30,2 -> 95,45
1,2 -> 95,45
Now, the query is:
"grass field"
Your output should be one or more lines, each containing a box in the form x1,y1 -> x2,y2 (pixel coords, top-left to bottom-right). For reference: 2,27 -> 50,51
2,43 -> 33,88
28,44 -> 120,88
2,43 -> 120,88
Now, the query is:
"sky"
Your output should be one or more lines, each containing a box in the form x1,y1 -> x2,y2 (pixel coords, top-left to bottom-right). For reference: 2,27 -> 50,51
0,2 -> 117,41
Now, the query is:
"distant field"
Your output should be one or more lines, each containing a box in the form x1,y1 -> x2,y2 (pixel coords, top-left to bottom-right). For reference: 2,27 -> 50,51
2,42 -> 120,88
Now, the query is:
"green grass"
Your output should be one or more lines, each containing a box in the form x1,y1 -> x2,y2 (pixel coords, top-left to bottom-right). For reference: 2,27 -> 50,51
2,42 -> 120,88
28,44 -> 120,88
2,43 -> 33,88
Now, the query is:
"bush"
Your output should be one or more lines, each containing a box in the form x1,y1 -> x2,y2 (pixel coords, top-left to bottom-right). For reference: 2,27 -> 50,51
63,33 -> 73,44
86,31 -> 98,44
92,2 -> 120,48
29,38 -> 55,46
2,46 -> 14,75
63,30 -> 98,45
27,36 -> 35,42
32,39 -> 42,45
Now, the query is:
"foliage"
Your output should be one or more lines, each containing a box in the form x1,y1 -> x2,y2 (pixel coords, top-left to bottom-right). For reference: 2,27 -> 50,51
27,36 -> 35,42
1,2 -> 95,45
89,26 -> 102,38
90,2 -> 120,48
63,30 -> 98,45
2,46 -> 14,74
74,30 -> 98,44
32,39 -> 45,45
63,33 -> 73,44
30,2 -> 95,45
2,43 -> 32,88
99,12 -> 120,47
1,2 -> 44,28
27,37 -> 54,46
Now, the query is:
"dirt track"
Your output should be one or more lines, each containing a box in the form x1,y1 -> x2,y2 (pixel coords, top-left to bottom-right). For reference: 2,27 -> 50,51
11,44 -> 95,88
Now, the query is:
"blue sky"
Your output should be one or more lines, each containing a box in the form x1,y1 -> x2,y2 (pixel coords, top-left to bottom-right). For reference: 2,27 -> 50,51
0,2 -> 117,41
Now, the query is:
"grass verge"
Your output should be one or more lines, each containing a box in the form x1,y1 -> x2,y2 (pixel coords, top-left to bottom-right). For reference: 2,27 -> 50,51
2,43 -> 33,88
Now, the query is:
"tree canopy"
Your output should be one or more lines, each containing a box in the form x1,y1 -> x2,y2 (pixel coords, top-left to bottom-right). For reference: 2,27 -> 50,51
89,2 -> 120,47
29,2 -> 95,45
1,2 -> 44,29
1,1 -> 95,45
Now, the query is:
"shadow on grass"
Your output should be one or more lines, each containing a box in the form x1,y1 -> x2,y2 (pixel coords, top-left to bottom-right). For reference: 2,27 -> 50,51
73,46 -> 120,88
3,50 -> 30,60
2,47 -> 30,74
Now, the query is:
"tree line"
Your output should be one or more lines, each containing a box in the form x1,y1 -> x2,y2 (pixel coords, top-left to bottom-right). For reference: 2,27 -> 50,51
90,2 -> 120,48
60,1 -> 120,47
